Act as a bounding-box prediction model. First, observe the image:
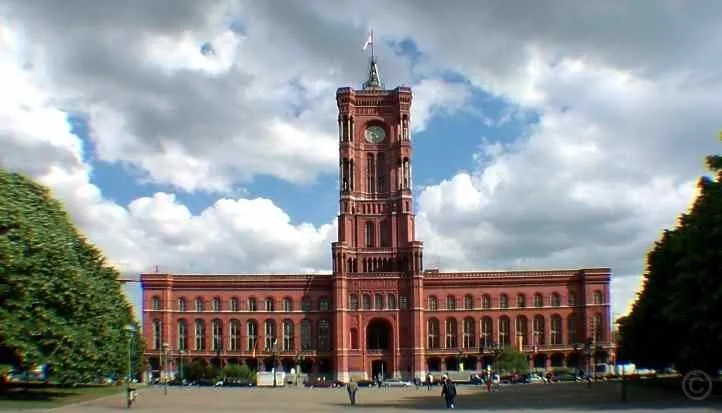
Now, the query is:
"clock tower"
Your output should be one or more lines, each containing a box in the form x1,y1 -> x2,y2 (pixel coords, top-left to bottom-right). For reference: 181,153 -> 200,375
331,57 -> 425,381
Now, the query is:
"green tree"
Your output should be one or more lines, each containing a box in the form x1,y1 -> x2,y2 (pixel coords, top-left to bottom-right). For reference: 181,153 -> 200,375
0,169 -> 145,384
620,149 -> 722,375
223,363 -> 255,380
496,347 -> 529,373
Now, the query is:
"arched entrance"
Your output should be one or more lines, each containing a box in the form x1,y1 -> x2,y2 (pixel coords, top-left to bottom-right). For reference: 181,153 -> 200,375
367,319 -> 391,350
371,360 -> 388,380
366,318 -> 393,379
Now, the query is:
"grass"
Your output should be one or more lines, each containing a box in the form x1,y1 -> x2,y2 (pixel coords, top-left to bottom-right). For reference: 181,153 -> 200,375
0,383 -> 127,410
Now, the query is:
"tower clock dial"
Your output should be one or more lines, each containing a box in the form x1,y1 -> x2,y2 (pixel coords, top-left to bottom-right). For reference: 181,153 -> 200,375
364,125 -> 386,144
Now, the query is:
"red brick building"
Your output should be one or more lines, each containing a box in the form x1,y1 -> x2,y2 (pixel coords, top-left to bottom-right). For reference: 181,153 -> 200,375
141,59 -> 612,382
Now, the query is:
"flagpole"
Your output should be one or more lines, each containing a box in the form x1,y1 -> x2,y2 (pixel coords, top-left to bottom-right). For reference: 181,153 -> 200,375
370,30 -> 375,62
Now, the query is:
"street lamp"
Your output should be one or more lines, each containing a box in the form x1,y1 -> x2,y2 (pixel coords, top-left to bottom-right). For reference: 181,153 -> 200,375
178,350 -> 185,384
573,339 -> 593,388
162,343 -> 170,396
123,325 -> 136,409
294,350 -> 302,387
271,338 -> 279,388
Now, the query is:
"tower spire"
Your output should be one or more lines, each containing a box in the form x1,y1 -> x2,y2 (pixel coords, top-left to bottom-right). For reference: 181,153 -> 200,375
362,30 -> 382,90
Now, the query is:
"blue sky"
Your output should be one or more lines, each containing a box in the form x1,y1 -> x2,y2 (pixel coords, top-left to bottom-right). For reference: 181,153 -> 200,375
3,1 -> 720,323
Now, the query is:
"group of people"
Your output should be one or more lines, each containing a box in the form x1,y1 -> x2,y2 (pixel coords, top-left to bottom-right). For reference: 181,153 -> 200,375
346,373 -> 459,409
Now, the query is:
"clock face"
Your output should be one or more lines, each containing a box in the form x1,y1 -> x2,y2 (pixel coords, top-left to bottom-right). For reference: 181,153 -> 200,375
364,125 -> 386,144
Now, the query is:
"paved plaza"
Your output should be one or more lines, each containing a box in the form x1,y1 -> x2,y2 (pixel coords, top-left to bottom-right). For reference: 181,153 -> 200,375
35,382 -> 720,413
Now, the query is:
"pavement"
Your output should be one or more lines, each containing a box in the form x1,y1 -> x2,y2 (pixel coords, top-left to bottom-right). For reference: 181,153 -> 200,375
19,382 -> 722,413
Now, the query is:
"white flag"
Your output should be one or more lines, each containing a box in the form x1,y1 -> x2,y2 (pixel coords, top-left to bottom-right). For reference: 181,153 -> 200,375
362,31 -> 373,51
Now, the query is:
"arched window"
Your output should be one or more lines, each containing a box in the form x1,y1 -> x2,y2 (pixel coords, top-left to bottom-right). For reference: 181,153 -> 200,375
399,295 -> 408,309
517,294 -> 526,308
463,318 -> 475,349
194,297 -> 204,312
264,320 -> 276,350
380,220 -> 391,247
318,320 -> 330,351
445,318 -> 457,349
567,314 -> 577,344
283,297 -> 293,312
229,297 -> 239,312
446,296 -> 456,311
464,294 -> 473,310
366,153 -> 376,193
428,296 -> 438,311
349,294 -> 359,310
194,319 -> 205,351
482,295 -> 491,310
301,319 -> 313,350
365,221 -> 375,248
499,316 -> 510,346
593,313 -> 604,343
481,317 -> 493,347
177,297 -> 186,312
152,319 -> 162,350
248,297 -> 257,312
212,297 -> 221,312
427,318 -> 440,349
264,298 -> 274,312
568,292 -> 576,307
177,319 -> 187,351
152,296 -> 161,311
516,316 -> 528,346
229,319 -> 241,351
246,320 -> 257,351
362,294 -> 371,310
212,319 -> 223,352
375,294 -> 384,310
533,315 -> 546,346
301,296 -> 312,311
550,315 -> 562,345
387,294 -> 396,309
319,297 -> 329,311
282,320 -> 294,351
499,294 -> 509,309
534,293 -> 543,307
593,291 -> 603,305
551,292 -> 561,307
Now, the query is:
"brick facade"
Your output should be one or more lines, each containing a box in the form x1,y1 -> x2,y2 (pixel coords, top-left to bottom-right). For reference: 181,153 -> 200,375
141,60 -> 612,382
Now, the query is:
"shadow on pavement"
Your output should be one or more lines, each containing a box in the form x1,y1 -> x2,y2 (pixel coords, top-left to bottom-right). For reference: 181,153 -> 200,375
326,382 -> 722,411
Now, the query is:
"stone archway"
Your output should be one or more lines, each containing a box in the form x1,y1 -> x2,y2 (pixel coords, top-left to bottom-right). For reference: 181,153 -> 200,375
367,318 -> 392,350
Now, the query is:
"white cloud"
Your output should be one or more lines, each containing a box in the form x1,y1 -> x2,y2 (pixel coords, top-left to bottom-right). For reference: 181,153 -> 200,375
2,0 -> 721,322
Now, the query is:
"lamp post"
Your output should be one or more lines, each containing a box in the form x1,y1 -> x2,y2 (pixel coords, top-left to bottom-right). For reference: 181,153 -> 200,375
124,325 -> 136,408
162,343 -> 170,396
179,350 -> 185,384
271,338 -> 279,388
294,350 -> 301,387
574,340 -> 592,388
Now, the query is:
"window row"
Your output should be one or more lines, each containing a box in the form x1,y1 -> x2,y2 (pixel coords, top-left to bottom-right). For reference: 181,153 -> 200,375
426,290 -> 605,311
151,296 -> 330,313
425,313 -> 605,350
151,319 -> 332,353
348,293 -> 409,310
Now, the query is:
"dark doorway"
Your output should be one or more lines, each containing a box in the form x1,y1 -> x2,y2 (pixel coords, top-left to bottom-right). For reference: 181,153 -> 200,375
367,319 -> 391,350
372,360 -> 388,379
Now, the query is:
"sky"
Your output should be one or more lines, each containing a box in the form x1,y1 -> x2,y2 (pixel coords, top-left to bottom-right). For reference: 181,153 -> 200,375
1,0 -> 720,323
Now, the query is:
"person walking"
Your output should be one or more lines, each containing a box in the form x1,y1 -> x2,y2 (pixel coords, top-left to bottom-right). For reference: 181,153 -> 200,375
347,378 -> 359,405
426,373 -> 433,390
440,375 -> 457,409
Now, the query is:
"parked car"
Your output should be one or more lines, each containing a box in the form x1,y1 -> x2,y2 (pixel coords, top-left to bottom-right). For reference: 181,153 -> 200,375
383,379 -> 414,388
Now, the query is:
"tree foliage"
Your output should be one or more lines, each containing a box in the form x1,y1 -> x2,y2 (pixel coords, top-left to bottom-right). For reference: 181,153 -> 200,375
0,169 -> 145,384
497,347 -> 529,373
619,152 -> 722,374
